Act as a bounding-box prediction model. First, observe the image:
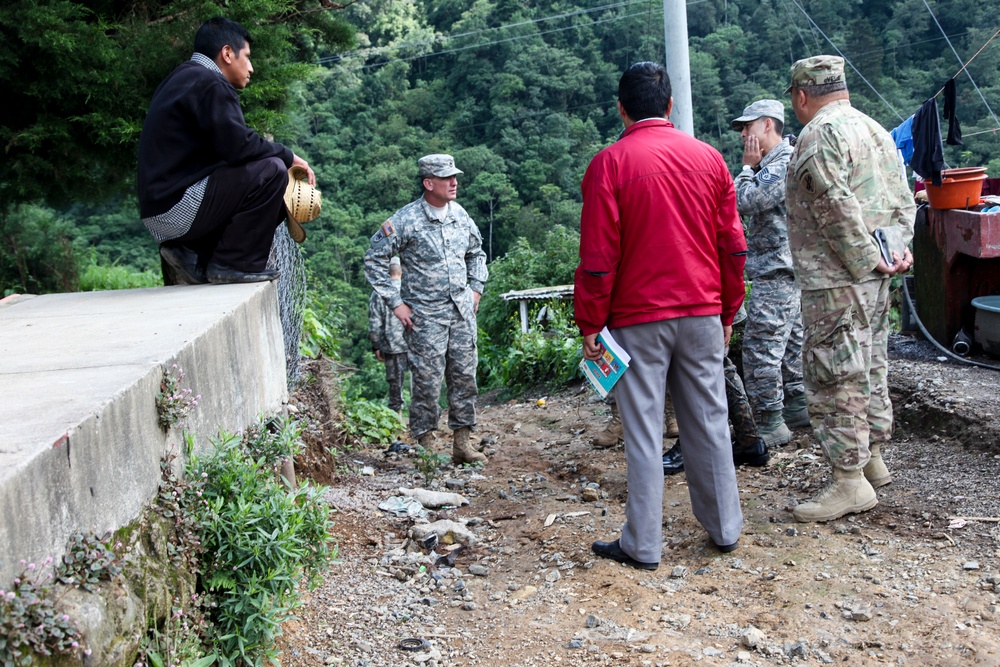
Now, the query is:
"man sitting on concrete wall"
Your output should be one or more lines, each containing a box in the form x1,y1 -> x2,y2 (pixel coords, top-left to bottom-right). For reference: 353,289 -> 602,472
137,17 -> 315,285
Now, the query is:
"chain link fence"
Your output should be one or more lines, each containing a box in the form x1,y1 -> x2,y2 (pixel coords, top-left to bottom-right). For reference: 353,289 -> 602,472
267,224 -> 307,389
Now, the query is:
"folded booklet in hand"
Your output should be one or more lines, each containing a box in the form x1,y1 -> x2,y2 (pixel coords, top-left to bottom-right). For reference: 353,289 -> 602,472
873,226 -> 906,266
579,327 -> 631,399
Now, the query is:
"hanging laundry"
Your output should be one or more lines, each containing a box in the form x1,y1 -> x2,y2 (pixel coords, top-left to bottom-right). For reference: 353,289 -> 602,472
943,79 -> 963,146
890,115 -> 914,164
911,97 -> 946,186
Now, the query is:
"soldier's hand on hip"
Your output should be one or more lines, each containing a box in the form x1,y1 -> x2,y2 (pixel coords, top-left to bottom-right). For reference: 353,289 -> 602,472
393,303 -> 414,331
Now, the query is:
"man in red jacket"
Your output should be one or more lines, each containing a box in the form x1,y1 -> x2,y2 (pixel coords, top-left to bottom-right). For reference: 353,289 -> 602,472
575,62 -> 748,569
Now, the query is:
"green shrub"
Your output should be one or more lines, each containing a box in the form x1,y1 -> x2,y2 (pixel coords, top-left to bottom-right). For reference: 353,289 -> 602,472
185,426 -> 335,667
56,532 -> 122,592
300,304 -> 339,360
78,258 -> 161,291
241,415 -> 303,466
344,399 -> 404,445
485,306 -> 582,395
477,226 -> 579,349
0,561 -> 81,665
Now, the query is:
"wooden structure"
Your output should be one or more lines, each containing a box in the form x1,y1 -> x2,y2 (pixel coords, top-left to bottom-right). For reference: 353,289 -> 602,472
913,205 -> 1000,347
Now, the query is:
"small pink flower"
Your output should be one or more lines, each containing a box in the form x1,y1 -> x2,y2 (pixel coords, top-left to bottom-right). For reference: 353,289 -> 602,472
27,563 -> 35,570
71,642 -> 79,649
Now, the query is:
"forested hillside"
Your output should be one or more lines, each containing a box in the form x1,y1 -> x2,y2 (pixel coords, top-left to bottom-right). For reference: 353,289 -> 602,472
2,0 -> 999,399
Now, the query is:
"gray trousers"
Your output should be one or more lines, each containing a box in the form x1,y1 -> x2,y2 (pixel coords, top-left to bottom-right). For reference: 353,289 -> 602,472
613,317 -> 743,561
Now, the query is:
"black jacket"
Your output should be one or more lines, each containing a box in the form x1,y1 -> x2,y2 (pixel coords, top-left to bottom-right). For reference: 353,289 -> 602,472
137,59 -> 293,217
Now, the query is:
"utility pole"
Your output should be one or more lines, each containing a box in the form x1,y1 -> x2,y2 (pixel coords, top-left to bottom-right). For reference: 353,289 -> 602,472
663,0 -> 694,135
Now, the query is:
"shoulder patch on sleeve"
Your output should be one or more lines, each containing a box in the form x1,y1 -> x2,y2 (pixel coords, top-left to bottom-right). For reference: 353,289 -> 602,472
758,167 -> 781,184
796,159 -> 830,200
370,218 -> 395,245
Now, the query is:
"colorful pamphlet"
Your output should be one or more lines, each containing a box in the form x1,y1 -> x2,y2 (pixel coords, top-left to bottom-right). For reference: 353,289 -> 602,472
579,327 -> 631,399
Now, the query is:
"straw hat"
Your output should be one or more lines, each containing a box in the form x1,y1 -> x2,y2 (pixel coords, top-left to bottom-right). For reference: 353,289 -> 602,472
284,166 -> 322,243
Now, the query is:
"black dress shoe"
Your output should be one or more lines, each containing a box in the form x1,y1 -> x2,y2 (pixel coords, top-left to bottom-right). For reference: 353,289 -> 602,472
714,540 -> 739,553
206,262 -> 280,284
160,244 -> 206,284
591,539 -> 658,571
733,437 -> 770,467
662,441 -> 684,475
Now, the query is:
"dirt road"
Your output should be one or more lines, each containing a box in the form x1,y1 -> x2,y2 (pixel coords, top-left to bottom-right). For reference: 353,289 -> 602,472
280,336 -> 1000,666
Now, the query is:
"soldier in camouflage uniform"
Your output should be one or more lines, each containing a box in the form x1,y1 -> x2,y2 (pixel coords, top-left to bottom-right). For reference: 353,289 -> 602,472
368,256 -> 408,413
364,154 -> 489,465
731,100 -> 806,448
785,56 -> 915,522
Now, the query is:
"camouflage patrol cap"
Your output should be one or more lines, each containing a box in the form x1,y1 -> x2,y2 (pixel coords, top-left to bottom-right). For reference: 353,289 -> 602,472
731,99 -> 784,130
418,154 -> 463,178
784,55 -> 846,93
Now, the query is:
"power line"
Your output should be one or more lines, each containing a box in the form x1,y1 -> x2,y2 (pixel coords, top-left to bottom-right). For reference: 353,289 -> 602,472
787,0 -> 905,121
777,0 -> 821,53
920,0 -> 1000,129
318,0 -> 712,67
318,0 -> 646,65
339,6 -> 666,72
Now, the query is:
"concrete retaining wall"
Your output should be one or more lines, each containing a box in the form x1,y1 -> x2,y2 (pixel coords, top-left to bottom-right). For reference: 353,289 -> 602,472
0,283 -> 288,585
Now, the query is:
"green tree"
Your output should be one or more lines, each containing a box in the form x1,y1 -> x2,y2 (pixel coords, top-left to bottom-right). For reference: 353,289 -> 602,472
463,171 -> 518,261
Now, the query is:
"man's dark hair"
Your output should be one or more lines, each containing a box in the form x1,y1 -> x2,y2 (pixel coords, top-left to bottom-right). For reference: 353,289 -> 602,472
618,61 -> 672,122
194,17 -> 252,59
798,81 -> 848,98
771,118 -> 784,136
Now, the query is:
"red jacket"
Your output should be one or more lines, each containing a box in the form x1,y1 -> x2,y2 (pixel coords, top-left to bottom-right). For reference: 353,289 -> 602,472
574,119 -> 746,335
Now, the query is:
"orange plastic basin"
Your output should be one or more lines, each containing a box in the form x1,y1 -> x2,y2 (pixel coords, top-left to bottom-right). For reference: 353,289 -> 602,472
925,168 -> 988,210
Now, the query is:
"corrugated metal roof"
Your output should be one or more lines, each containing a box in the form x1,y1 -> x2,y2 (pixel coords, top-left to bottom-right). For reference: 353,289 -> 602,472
499,285 -> 575,301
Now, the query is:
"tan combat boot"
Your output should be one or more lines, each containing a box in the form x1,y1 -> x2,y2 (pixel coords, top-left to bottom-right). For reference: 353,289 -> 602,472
452,426 -> 486,465
792,468 -> 877,522
758,409 -> 792,447
416,433 -> 434,449
592,403 -> 623,449
863,443 -> 893,488
782,393 -> 810,429
664,394 -> 680,438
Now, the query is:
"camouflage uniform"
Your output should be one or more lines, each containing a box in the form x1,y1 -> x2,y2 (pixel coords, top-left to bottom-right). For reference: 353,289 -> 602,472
364,191 -> 488,441
735,138 -> 805,415
369,276 -> 409,412
786,67 -> 915,472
